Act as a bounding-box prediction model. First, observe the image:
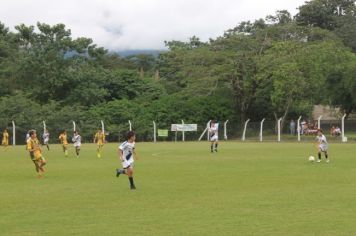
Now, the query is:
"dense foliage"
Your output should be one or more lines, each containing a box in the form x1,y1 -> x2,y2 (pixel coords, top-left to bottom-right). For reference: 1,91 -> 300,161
0,0 -> 355,142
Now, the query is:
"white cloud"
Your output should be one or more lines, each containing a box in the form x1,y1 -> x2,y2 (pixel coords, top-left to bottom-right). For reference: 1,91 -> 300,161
0,0 -> 306,50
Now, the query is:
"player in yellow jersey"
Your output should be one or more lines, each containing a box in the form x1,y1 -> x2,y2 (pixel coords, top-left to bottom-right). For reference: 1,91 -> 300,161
2,129 -> 9,150
93,130 -> 105,158
27,130 -> 47,178
59,130 -> 69,157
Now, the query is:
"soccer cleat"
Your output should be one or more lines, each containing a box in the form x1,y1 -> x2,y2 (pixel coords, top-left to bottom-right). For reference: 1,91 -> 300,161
97,153 -> 101,158
116,169 -> 120,177
215,149 -> 218,152
326,159 -> 330,163
130,186 -> 136,190
317,159 -> 321,163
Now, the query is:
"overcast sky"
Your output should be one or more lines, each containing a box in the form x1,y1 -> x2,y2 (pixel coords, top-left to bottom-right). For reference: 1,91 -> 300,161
0,0 -> 306,51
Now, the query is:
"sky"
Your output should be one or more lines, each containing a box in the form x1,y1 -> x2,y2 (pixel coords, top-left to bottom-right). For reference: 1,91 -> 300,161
0,0 -> 307,51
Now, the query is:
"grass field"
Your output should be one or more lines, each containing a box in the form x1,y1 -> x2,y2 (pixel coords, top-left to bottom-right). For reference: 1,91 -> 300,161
1,141 -> 356,236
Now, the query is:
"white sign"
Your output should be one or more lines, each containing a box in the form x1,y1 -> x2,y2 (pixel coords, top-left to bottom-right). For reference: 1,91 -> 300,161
171,124 -> 197,132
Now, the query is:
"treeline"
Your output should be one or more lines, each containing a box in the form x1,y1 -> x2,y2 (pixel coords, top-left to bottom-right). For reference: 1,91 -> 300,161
0,0 -> 355,142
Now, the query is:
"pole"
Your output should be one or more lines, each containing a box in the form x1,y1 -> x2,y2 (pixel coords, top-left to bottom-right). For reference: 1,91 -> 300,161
43,121 -> 46,134
153,121 -> 156,143
224,120 -> 229,140
181,120 -> 185,142
277,118 -> 282,142
297,116 -> 302,142
206,120 -> 211,141
241,119 -> 250,141
101,120 -> 105,133
128,120 -> 132,131
260,118 -> 265,142
12,121 -> 15,146
341,114 -> 347,142
72,121 -> 76,132
317,115 -> 322,129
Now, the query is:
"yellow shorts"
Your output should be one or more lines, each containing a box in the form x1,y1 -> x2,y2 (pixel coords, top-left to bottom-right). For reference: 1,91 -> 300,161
2,140 -> 8,146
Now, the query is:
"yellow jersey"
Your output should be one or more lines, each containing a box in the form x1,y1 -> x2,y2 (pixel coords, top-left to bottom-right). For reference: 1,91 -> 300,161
2,131 -> 9,145
27,138 -> 42,160
59,133 -> 68,145
94,132 -> 105,145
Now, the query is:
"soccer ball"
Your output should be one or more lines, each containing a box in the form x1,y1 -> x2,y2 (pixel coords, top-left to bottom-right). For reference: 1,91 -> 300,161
308,156 -> 315,162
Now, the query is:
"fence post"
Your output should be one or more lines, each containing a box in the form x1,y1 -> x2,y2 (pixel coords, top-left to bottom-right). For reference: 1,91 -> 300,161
101,120 -> 105,133
128,120 -> 132,131
224,120 -> 229,140
12,121 -> 15,146
43,121 -> 46,134
181,120 -> 185,142
277,118 -> 282,142
206,120 -> 211,141
297,116 -> 302,142
260,118 -> 265,142
341,114 -> 347,142
153,121 -> 156,143
72,121 -> 76,132
242,119 -> 250,141
317,115 -> 323,129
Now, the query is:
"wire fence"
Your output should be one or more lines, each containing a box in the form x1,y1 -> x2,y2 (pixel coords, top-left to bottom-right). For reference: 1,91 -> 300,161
2,119 -> 356,145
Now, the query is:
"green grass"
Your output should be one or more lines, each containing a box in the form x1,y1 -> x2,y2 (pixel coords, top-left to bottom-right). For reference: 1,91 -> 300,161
1,142 -> 356,236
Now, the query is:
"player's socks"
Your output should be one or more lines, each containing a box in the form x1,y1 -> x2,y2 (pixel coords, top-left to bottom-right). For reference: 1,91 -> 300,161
215,143 -> 218,152
65,150 -> 68,157
211,145 -> 213,153
116,169 -> 125,177
318,153 -> 321,160
325,153 -> 329,162
129,177 -> 136,189
46,145 -> 50,151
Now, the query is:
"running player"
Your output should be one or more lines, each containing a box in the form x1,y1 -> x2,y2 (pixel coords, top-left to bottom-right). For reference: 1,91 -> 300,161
27,130 -> 47,178
42,129 -> 50,151
316,129 -> 329,163
208,121 -> 219,153
116,131 -> 138,190
93,130 -> 105,158
2,129 -> 9,149
59,130 -> 69,157
72,131 -> 81,158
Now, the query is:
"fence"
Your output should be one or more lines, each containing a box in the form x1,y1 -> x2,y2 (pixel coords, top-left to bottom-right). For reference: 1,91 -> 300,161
1,117 -> 356,145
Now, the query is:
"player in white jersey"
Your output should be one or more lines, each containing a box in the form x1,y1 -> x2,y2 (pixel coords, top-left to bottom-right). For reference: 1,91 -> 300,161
209,120 -> 219,153
72,131 -> 81,158
42,129 -> 50,151
116,131 -> 137,190
316,129 -> 329,163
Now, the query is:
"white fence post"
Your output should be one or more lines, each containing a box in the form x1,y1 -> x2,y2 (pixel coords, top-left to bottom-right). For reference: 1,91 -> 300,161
260,118 -> 265,142
206,120 -> 212,141
297,116 -> 302,142
181,120 -> 185,142
224,120 -> 229,140
43,121 -> 46,134
341,114 -> 347,142
198,120 -> 211,141
101,120 -> 105,133
153,121 -> 156,143
277,118 -> 282,142
241,119 -> 250,141
72,121 -> 76,132
317,115 -> 322,129
128,120 -> 132,131
12,121 -> 15,146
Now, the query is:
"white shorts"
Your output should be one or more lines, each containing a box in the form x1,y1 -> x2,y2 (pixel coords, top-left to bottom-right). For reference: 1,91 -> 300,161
122,158 -> 134,169
210,135 -> 218,142
319,144 -> 328,152
44,139 -> 49,144
74,144 -> 81,148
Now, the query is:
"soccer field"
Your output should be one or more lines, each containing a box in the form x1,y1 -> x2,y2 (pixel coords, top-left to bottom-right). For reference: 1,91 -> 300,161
1,142 -> 356,236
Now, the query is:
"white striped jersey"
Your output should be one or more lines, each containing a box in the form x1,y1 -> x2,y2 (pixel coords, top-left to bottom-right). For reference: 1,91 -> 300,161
119,141 -> 135,161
